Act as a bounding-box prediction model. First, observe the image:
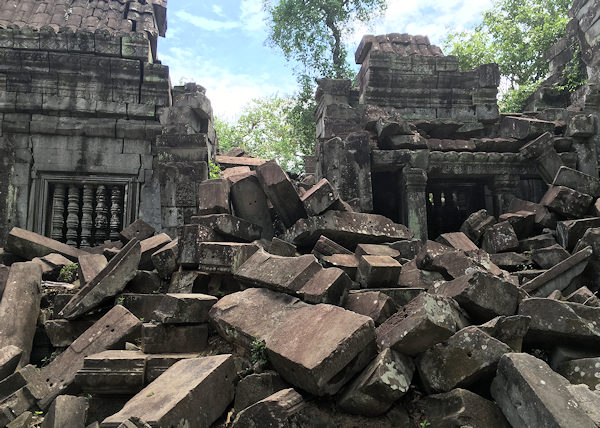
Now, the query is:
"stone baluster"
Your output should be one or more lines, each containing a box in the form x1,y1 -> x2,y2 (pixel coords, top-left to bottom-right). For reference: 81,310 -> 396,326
402,167 -> 428,242
65,185 -> 80,247
95,185 -> 108,244
80,184 -> 94,248
50,184 -> 66,242
109,187 -> 122,241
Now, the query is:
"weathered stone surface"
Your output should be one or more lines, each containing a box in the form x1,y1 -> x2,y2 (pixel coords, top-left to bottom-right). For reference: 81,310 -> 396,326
300,178 -> 340,216
197,179 -> 231,215
150,239 -> 178,280
491,353 -> 600,428
59,239 -> 141,319
268,237 -> 297,257
356,255 -> 402,288
557,217 -> 600,250
519,298 -> 600,348
229,171 -> 275,240
553,166 -> 600,198
118,294 -> 164,321
152,293 -> 217,324
478,315 -> 531,352
509,197 -> 557,229
311,235 -> 353,259
231,388 -> 308,428
435,232 -> 478,251
285,211 -> 413,249
141,323 -> 208,354
41,395 -> 87,428
435,271 -> 519,322
416,241 -> 479,280
321,254 -> 359,279
234,371 -> 287,412
566,286 -> 600,307
119,219 -> 155,244
519,132 -> 564,184
0,346 -> 22,382
78,254 -> 108,285
518,233 -> 557,252
297,267 -> 350,305
39,305 -> 142,409
532,244 -> 570,269
418,327 -> 512,393
460,209 -> 496,244
44,319 -> 95,348
397,259 -> 445,289
191,214 -> 262,242
521,246 -> 592,297
557,358 -> 600,392
417,388 -> 510,428
344,291 -> 397,326
101,356 -> 236,427
502,116 -> 555,140
5,227 -> 84,262
498,211 -> 536,239
540,185 -> 594,218
0,264 -> 8,301
256,160 -> 306,228
355,244 -> 401,259
6,411 -> 34,428
376,294 -> 469,356
196,242 -> 258,274
33,254 -> 72,281
338,348 -> 414,416
490,252 -> 532,272
177,224 -> 220,268
481,221 -> 519,254
0,262 -> 42,367
139,233 -> 171,271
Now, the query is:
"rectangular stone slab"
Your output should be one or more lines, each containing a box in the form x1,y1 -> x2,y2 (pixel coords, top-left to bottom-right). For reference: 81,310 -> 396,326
77,254 -> 108,285
0,262 -> 42,368
100,355 -> 235,427
552,166 -> 600,198
5,227 -> 85,262
152,293 -> 217,324
190,214 -> 262,242
139,234 -> 171,271
59,239 -> 141,319
141,323 -> 209,354
38,305 -> 142,409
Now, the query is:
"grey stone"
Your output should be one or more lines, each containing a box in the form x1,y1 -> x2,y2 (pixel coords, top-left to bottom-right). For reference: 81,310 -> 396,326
269,237 -> 297,257
141,323 -> 208,354
234,371 -> 287,412
356,255 -> 402,288
197,242 -> 259,274
191,214 -> 262,242
460,209 -> 496,244
296,267 -> 350,306
497,211 -> 536,239
311,235 -> 353,259
150,239 -> 178,280
41,395 -> 87,428
152,293 -> 217,324
566,286 -> 600,307
300,178 -> 340,216
5,227 -> 84,262
44,319 -> 95,348
139,233 -> 171,271
557,217 -> 600,250
435,232 -> 479,251
478,315 -> 531,352
197,179 -> 231,215
519,233 -> 557,252
481,221 -> 519,254
540,185 -> 594,218
531,244 -> 570,269
519,132 -> 564,184
344,291 -> 397,326
0,346 -> 22,382
77,254 -> 108,285
229,172 -> 275,239
119,219 -> 155,244
557,358 -> 600,392
231,388 -> 308,428
553,166 -> 600,197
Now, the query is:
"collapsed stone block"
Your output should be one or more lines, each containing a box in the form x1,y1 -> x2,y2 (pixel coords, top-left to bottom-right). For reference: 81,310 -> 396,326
557,358 -> 600,392
177,224 -> 219,268
191,214 -> 262,242
141,323 -> 208,354
566,286 -> 600,307
356,255 -> 402,287
300,178 -> 340,216
557,217 -> 600,250
39,305 -> 142,409
434,271 -> 519,322
269,237 -> 296,257
198,179 -> 231,215
553,166 -> 600,198
519,132 -> 563,184
490,252 -> 532,272
481,221 -> 519,254
234,371 -> 288,412
139,234 -> 171,271
344,291 -> 397,326
459,209 -> 496,244
321,254 -> 359,279
355,244 -> 401,259
5,227 -> 84,262
0,265 -> 8,300
77,254 -> 108,285
376,294 -> 469,356
231,388 -> 308,428
518,233 -> 557,252
531,244 -> 570,269
101,356 -> 236,427
152,293 -> 217,324
296,267 -> 350,305
504,117 -> 554,140
478,315 -> 531,352
519,298 -> 600,349
150,239 -> 178,279
521,246 -> 592,297
498,211 -> 536,239
491,353 -> 600,427
0,346 -> 22,382
417,326 -> 512,393
338,348 -> 414,416
540,185 -> 593,218
0,262 -> 42,368
229,171 -> 275,239
41,395 -> 87,428
417,389 -> 510,428
311,235 -> 353,259
509,197 -> 557,229
59,239 -> 141,319
435,232 -> 478,251
196,242 -> 259,274
44,319 -> 95,348
119,219 -> 155,244
256,160 -> 306,228
397,259 -> 445,289
32,254 -> 72,281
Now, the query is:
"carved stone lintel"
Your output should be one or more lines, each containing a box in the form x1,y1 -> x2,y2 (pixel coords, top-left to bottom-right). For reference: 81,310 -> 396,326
50,184 -> 66,242
66,185 -> 80,246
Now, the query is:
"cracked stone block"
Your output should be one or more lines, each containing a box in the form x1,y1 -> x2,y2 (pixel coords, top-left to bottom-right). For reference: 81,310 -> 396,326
139,234 -> 171,271
191,214 -> 262,242
481,221 -> 519,254
300,178 -> 340,216
557,358 -> 600,392
141,323 -> 208,354
540,185 -> 593,218
478,315 -> 531,352
229,171 -> 275,240
152,293 -> 217,324
460,209 -> 496,244
231,388 -> 308,428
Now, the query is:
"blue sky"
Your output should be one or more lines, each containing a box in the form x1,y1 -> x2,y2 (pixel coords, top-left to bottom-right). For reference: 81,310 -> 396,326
159,0 -> 493,121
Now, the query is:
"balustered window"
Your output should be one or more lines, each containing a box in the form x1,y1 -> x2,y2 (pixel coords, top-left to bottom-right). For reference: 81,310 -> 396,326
32,176 -> 137,248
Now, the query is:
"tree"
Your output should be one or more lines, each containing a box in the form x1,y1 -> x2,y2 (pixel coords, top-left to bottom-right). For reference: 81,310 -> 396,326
444,0 -> 572,111
214,95 -> 314,173
263,0 -> 387,80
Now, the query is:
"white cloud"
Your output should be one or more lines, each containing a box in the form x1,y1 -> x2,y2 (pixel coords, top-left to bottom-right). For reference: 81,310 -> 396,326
240,0 -> 267,32
212,5 -> 225,17
174,10 -> 239,31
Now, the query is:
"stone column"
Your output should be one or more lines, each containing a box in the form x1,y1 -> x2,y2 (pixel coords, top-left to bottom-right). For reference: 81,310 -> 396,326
402,167 -> 428,242
492,174 -> 519,217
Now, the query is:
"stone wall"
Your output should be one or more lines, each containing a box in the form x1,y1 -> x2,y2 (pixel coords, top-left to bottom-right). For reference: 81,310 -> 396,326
569,0 -> 600,83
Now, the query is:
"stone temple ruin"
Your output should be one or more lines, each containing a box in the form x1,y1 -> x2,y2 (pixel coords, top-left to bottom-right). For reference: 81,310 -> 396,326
0,0 -> 600,427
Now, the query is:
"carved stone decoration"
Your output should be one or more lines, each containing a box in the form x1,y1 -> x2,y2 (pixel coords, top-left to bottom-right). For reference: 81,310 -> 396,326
50,184 -> 66,242
66,185 -> 80,246
80,184 -> 94,248
95,185 -> 108,244
110,186 -> 123,241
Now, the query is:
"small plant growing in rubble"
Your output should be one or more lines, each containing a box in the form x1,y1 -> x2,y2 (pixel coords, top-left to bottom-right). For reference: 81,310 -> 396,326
420,421 -> 431,428
251,337 -> 268,370
117,296 -> 125,305
208,160 -> 221,179
58,263 -> 79,283
41,351 -> 59,367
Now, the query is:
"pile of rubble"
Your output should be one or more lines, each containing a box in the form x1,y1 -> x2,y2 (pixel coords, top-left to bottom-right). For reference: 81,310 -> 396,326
0,155 -> 600,427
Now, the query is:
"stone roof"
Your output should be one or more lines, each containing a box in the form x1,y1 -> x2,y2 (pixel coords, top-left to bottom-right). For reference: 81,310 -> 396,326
0,0 -> 167,37
356,33 -> 444,64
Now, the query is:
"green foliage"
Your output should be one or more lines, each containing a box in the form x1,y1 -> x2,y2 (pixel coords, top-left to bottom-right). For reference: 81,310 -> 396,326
215,93 -> 315,173
263,0 -> 387,79
41,351 -> 59,367
444,0 -> 572,112
58,263 -> 78,283
117,296 -> 125,305
555,42 -> 588,92
251,336 -> 268,368
208,160 -> 221,179
420,422 -> 431,428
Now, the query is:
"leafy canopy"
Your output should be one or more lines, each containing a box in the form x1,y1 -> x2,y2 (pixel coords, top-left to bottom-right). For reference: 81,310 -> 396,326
263,0 -> 387,79
444,0 -> 572,111
215,94 -> 314,173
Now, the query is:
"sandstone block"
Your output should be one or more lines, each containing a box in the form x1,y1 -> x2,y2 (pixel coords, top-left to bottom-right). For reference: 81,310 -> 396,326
540,185 -> 593,218
139,234 -> 171,271
41,395 -> 87,428
459,209 -> 496,244
356,255 -> 402,287
198,179 -> 230,215
532,244 -> 570,269
300,178 -> 340,216
141,323 -> 208,354
478,315 -> 531,352
77,254 -> 108,285
5,227 -> 84,262
119,219 -> 155,244
557,358 -> 600,392
498,211 -> 536,239
344,291 -> 397,326
150,240 -> 178,279
435,232 -> 478,251
196,242 -> 259,274
0,346 -> 22,382
557,217 -> 600,250
553,166 -> 600,197
191,214 -> 262,242
234,372 -> 287,412
228,172 -> 274,239
152,293 -> 217,324
481,221 -> 519,254
231,388 -> 308,428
